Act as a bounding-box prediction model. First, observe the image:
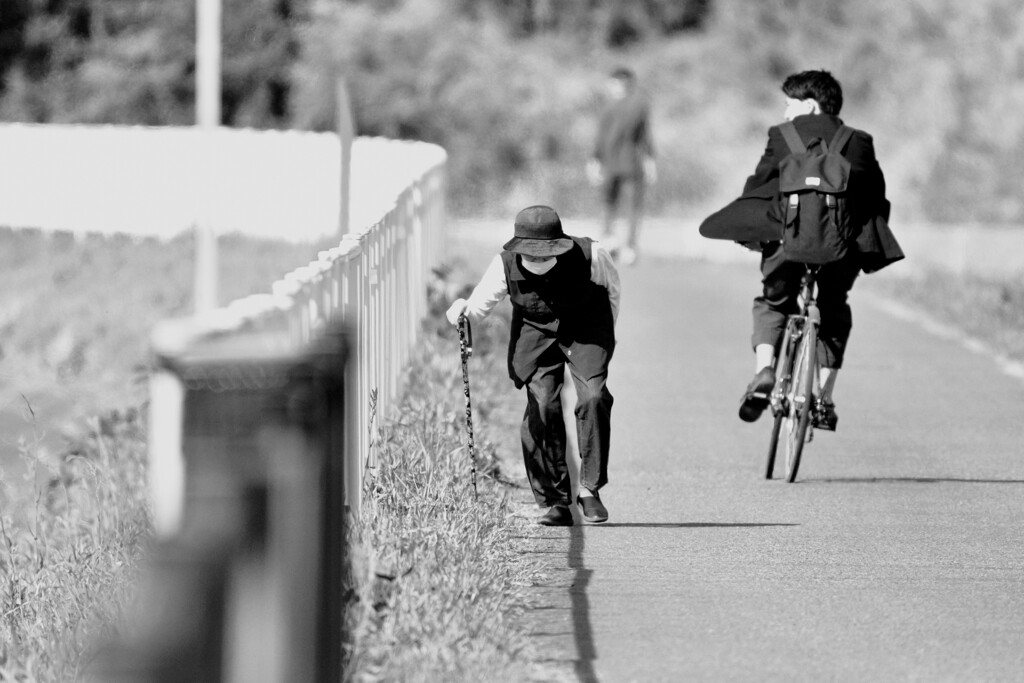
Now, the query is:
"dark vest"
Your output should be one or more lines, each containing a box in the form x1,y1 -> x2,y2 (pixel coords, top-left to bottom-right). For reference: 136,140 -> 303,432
501,237 -> 615,387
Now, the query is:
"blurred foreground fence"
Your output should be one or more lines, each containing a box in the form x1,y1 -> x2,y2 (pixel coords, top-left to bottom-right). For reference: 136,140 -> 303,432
148,137 -> 445,521
95,326 -> 349,682
90,134 -> 446,682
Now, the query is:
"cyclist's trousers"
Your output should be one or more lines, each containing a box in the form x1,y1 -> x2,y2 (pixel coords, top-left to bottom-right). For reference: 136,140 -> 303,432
752,242 -> 860,369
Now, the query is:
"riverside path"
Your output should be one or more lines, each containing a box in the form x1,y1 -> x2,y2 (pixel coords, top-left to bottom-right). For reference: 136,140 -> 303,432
455,221 -> 1024,683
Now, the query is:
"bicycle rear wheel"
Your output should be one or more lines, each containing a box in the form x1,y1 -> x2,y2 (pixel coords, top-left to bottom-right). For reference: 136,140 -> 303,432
783,322 -> 816,483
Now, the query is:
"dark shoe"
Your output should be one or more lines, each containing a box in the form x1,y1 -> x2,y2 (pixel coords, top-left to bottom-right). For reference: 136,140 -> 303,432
813,399 -> 838,432
538,505 -> 574,527
739,366 -> 776,423
576,492 -> 609,523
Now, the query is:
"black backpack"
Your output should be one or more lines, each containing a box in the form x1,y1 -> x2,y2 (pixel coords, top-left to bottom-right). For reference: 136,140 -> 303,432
777,121 -> 855,264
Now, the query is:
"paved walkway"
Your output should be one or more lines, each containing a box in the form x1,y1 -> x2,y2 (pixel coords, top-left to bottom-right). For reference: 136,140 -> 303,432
499,249 -> 1024,682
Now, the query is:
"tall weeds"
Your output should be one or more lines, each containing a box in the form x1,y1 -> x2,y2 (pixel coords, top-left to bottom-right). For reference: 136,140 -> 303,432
345,301 -> 548,682
0,409 -> 150,682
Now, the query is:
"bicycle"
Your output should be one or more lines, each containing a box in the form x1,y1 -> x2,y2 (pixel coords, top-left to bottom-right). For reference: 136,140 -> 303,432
764,265 -> 822,483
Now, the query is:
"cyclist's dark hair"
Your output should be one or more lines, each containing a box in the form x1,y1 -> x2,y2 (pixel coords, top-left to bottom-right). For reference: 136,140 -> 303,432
781,70 -> 843,115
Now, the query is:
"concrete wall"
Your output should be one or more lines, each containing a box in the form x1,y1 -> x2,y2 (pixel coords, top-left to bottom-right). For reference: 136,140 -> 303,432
889,223 -> 1024,279
454,217 -> 1024,280
0,123 -> 445,242
1,122 -> 1019,278
667,220 -> 1024,279
554,218 -> 1024,279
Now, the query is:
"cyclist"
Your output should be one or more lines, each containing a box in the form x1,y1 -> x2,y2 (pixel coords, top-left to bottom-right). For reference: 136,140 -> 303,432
700,70 -> 903,430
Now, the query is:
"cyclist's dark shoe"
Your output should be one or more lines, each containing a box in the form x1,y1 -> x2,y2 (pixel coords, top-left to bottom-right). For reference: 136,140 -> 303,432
739,367 -> 776,423
814,399 -> 838,431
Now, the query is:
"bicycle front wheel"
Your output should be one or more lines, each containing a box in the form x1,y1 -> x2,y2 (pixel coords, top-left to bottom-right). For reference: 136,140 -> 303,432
765,321 -> 797,480
765,412 -> 784,479
783,323 -> 816,483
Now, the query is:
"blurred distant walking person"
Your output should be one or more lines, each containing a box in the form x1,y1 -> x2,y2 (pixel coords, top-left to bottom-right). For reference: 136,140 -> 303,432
588,67 -> 656,265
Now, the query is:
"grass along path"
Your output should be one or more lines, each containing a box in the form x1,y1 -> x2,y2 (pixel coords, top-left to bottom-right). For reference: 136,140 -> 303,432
344,279 -> 563,682
0,226 -> 330,477
860,267 -> 1024,363
0,226 -> 330,680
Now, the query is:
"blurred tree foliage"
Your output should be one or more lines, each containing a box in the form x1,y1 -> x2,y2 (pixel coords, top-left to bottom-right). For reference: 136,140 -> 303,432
0,0 -> 303,126
292,0 -> 715,214
0,0 -> 1021,222
707,0 -> 1024,223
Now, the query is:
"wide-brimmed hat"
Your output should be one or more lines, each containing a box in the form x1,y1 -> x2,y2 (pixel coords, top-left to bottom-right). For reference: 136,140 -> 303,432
502,205 -> 575,257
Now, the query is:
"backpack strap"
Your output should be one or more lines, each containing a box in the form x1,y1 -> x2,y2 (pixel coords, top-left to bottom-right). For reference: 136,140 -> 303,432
829,125 -> 854,156
778,121 -> 806,154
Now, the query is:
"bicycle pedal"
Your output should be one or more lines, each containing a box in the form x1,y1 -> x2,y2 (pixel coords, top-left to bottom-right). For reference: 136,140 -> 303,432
811,405 -> 838,432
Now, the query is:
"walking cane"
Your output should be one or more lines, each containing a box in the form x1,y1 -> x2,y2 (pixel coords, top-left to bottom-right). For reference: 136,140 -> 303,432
458,314 -> 479,499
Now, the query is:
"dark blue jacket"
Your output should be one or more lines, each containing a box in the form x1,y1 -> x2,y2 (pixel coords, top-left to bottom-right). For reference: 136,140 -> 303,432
700,114 -> 904,273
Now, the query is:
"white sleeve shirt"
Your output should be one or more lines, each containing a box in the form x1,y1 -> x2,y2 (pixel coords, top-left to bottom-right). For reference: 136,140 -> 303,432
463,243 -> 621,324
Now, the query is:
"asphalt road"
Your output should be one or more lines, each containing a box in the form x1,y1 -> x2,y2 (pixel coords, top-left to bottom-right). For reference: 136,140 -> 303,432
517,254 -> 1024,682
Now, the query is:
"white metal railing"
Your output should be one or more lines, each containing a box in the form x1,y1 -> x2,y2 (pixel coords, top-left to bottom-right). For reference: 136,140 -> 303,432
150,141 -> 446,522
98,128 -> 446,680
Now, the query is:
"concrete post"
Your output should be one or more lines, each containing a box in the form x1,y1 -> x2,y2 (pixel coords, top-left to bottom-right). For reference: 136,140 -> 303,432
195,0 -> 221,313
196,0 -> 221,130
336,77 -> 355,236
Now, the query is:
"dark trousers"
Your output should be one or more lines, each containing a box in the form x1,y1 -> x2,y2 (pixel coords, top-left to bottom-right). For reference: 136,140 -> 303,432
752,242 -> 860,369
521,348 -> 613,507
602,174 -> 645,249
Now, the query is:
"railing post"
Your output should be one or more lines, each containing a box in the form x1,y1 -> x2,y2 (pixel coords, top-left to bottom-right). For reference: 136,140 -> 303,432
91,324 -> 349,683
194,0 -> 221,314
337,240 -> 364,515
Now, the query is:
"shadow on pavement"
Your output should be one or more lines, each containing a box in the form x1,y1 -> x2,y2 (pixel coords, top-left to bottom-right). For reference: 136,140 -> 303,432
562,521 -> 798,683
805,477 -> 1024,485
598,528 -> 798,532
568,526 -> 599,683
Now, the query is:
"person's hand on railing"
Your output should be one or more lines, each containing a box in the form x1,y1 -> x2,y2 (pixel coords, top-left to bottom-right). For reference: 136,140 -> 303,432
445,298 -> 468,326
